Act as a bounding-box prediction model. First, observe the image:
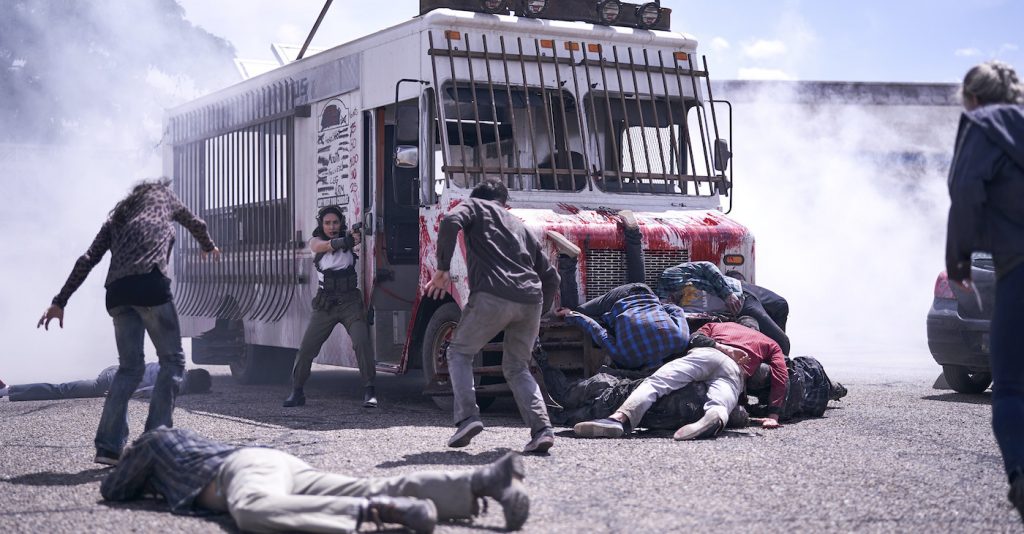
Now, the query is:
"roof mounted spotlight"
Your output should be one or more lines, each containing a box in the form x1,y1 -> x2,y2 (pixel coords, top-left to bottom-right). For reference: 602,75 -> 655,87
635,2 -> 661,28
479,0 -> 510,14
517,0 -> 549,17
594,0 -> 621,25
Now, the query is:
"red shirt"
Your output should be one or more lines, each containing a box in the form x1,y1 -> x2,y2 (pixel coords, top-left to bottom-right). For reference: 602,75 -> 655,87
697,322 -> 789,412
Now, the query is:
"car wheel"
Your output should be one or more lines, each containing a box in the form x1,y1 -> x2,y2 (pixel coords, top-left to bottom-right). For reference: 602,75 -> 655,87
421,303 -> 497,412
942,365 -> 992,394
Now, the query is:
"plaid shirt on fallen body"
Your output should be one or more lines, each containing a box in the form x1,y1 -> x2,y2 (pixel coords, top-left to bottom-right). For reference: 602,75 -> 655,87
100,427 -> 238,515
566,292 -> 690,369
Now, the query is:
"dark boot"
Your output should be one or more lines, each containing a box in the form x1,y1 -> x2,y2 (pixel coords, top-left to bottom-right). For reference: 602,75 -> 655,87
362,386 -> 378,408
472,452 -> 530,531
282,388 -> 305,407
363,496 -> 437,534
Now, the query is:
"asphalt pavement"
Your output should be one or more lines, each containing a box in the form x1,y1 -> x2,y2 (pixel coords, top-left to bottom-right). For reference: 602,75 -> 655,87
1,363 -> 1021,533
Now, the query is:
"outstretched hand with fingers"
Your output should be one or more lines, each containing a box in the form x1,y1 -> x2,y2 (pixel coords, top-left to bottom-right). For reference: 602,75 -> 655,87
201,247 -> 222,262
424,271 -> 452,300
38,304 -> 64,330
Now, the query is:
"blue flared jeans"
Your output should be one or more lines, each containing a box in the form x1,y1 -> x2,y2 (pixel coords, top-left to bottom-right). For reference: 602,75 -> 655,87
94,302 -> 185,455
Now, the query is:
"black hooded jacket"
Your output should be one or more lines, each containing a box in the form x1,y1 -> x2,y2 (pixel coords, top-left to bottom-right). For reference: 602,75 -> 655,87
946,104 -> 1024,280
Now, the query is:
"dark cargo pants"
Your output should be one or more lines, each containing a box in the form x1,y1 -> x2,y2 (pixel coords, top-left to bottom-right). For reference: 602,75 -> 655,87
291,289 -> 376,388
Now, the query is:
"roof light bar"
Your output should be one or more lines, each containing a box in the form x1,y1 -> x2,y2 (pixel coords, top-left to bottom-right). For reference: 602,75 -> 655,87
419,0 -> 672,30
595,0 -> 621,24
479,0 -> 509,13
636,2 -> 661,28
517,0 -> 549,17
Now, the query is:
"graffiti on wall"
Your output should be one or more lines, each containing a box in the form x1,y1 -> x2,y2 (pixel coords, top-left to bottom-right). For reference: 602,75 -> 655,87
316,95 -> 360,216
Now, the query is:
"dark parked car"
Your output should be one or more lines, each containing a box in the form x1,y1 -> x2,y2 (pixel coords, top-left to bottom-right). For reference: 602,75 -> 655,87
927,253 -> 996,394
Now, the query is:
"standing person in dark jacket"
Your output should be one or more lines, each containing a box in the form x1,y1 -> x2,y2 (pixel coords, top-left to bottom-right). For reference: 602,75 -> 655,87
283,206 -> 377,408
37,178 -> 220,466
946,60 -> 1024,521
424,180 -> 560,453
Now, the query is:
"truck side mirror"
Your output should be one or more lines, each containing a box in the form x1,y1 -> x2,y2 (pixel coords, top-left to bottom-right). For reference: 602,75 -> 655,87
396,105 -> 420,144
713,138 -> 731,173
394,145 -> 419,168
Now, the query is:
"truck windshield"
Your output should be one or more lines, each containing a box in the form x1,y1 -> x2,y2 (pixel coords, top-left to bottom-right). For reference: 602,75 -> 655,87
584,93 -> 706,195
439,84 -> 586,192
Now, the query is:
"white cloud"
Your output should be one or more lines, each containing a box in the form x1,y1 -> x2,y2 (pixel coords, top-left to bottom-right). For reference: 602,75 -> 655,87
710,37 -> 730,51
737,67 -> 793,80
742,39 -> 786,60
955,47 -> 981,57
998,43 -> 1020,54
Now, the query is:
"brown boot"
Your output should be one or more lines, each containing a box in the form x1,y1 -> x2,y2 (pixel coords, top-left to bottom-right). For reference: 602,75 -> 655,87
363,496 -> 437,534
472,452 -> 530,530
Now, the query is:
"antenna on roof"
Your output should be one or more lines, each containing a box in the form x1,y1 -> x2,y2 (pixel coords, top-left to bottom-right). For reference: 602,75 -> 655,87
297,0 -> 334,60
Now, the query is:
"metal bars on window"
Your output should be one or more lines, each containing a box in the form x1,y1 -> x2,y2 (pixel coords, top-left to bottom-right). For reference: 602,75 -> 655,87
426,31 -> 727,196
168,81 -> 297,322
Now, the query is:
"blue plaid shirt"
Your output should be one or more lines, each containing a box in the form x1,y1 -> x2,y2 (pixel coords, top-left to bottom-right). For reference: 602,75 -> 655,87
566,292 -> 690,369
100,427 -> 239,515
657,261 -> 742,300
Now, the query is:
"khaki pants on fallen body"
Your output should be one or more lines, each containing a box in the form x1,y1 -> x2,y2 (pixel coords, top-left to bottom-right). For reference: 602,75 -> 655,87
215,448 -> 475,533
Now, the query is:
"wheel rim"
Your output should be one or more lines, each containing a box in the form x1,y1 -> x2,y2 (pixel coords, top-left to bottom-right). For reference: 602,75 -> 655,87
428,320 -> 458,384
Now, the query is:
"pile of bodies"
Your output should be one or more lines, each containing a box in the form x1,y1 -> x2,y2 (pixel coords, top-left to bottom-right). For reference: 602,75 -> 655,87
546,244 -> 847,441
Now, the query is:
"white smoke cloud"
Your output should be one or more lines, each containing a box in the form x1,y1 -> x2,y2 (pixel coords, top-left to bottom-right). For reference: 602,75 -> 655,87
724,84 -> 959,375
737,67 -> 794,80
0,2 -> 235,385
742,39 -> 787,60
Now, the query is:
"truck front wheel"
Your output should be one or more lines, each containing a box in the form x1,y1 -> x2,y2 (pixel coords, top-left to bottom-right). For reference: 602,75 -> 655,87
421,302 -> 496,412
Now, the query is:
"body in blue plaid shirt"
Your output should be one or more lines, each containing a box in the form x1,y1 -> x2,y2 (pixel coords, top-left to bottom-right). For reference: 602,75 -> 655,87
560,283 -> 690,370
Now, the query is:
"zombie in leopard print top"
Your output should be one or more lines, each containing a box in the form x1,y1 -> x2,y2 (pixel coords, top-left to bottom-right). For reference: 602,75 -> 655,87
51,183 -> 216,309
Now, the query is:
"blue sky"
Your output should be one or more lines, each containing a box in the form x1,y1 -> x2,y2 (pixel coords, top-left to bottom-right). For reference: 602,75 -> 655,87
179,0 -> 1023,83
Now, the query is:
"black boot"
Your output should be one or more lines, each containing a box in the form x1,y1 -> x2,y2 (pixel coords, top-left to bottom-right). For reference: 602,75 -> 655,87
472,452 -> 530,531
282,388 -> 305,407
363,496 -> 437,534
362,386 -> 377,408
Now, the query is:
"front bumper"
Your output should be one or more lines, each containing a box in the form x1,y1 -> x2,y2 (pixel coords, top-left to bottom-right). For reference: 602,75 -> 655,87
926,298 -> 990,372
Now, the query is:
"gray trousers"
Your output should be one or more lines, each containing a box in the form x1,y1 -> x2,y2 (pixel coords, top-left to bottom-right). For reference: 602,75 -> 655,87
447,292 -> 551,434
214,448 -> 474,533
292,289 -> 375,388
617,347 -> 743,428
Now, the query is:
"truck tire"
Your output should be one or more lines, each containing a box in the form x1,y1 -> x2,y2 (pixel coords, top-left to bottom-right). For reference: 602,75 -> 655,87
421,302 -> 496,412
230,344 -> 296,385
942,365 -> 992,394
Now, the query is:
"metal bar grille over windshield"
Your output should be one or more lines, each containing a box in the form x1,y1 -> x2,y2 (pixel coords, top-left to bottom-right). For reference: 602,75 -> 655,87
168,80 -> 297,322
426,31 -> 728,195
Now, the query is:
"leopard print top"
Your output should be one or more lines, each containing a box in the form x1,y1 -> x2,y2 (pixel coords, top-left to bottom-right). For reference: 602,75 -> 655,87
52,185 -> 216,308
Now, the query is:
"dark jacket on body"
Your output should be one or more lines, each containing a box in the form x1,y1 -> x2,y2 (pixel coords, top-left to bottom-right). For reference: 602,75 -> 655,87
947,104 -> 1024,280
436,198 -> 559,312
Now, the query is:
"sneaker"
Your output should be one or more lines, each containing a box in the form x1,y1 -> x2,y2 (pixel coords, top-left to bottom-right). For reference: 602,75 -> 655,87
573,418 -> 625,438
673,411 -> 724,441
282,388 -> 306,407
619,209 -> 639,230
523,427 -> 554,454
1010,474 -> 1024,522
362,386 -> 378,408
94,450 -> 120,467
545,230 -> 581,258
472,452 -> 530,531
364,496 -> 437,534
447,417 -> 484,448
830,382 -> 848,401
